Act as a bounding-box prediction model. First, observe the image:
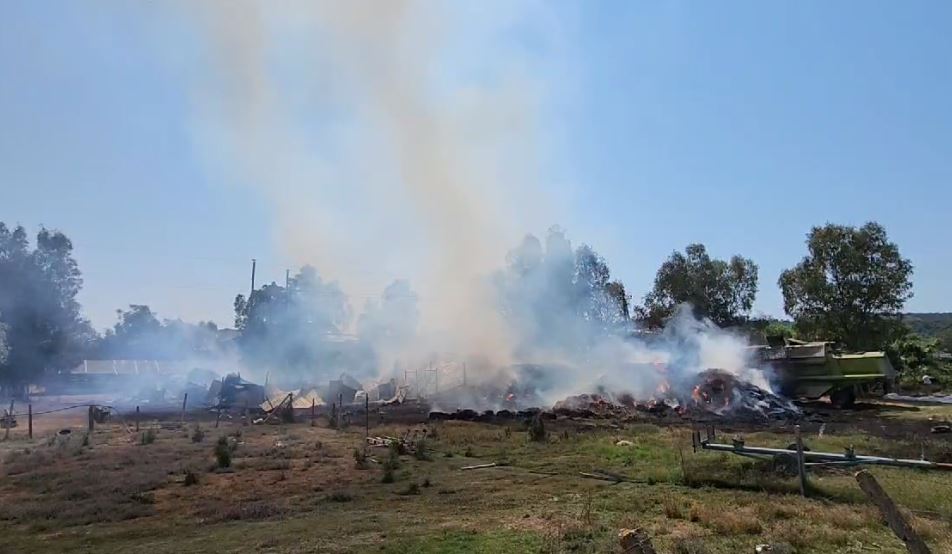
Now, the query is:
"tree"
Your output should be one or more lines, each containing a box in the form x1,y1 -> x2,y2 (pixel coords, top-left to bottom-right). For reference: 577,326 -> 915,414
234,266 -> 352,376
574,245 -> 630,329
109,305 -> 163,357
93,305 -> 222,360
779,222 -> 913,350
494,226 -> 631,359
357,279 -> 419,346
0,223 -> 93,392
638,244 -> 758,328
890,334 -> 938,372
0,316 -> 8,367
938,329 -> 952,354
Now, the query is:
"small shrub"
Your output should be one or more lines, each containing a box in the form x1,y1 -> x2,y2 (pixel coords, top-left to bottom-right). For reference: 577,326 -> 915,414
327,491 -> 353,502
504,426 -> 512,439
140,429 -> 157,445
413,439 -> 431,461
183,469 -> 199,487
191,425 -> 205,443
381,467 -> 395,483
353,448 -> 368,469
215,436 -> 232,468
389,440 -> 407,456
443,451 -> 454,458
663,498 -> 683,519
385,444 -> 401,470
422,477 -> 431,488
81,433 -> 90,447
528,414 -> 546,442
688,503 -> 701,522
399,482 -> 420,495
464,446 -> 474,457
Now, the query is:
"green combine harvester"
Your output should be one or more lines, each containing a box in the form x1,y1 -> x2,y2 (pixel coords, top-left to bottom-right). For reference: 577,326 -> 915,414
753,339 -> 896,408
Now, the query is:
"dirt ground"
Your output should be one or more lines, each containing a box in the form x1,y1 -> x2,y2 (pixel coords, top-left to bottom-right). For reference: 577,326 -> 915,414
1,398 -> 952,553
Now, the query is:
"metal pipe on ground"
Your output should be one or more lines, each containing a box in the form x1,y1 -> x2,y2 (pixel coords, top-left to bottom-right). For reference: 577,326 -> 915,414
693,430 -> 952,471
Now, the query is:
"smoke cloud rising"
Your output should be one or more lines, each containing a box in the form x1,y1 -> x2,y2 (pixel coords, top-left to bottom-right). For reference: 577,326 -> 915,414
173,1 -> 559,368
155,1 -> 758,401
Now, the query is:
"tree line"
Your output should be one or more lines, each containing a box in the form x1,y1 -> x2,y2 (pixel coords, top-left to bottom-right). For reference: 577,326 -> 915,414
0,219 -> 923,391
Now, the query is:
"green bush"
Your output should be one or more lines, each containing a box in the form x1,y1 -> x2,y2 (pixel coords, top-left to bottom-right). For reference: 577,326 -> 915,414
528,414 -> 546,442
215,436 -> 232,468
353,448 -> 368,469
413,439 -> 431,461
140,429 -> 157,445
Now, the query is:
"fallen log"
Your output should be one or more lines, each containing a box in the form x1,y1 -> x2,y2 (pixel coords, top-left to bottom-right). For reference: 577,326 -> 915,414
855,470 -> 930,554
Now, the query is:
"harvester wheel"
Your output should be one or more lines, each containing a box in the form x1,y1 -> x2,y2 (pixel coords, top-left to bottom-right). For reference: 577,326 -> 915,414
830,387 -> 856,409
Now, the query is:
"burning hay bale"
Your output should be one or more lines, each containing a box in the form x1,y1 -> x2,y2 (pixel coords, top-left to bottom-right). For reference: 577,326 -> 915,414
683,369 -> 800,420
553,394 -> 632,419
552,369 -> 799,422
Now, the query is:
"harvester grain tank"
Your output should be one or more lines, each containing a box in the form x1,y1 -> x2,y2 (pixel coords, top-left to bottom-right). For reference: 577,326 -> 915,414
755,339 -> 896,408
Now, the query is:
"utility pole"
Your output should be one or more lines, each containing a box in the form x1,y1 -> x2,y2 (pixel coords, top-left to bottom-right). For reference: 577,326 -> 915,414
250,258 -> 257,296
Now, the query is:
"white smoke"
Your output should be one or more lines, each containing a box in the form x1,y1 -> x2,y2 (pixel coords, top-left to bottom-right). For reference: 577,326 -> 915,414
162,1 -> 566,373
146,2 -> 759,401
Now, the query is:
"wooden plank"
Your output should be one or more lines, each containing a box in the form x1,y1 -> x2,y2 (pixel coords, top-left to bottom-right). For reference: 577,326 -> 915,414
461,463 -> 497,471
855,470 -> 930,554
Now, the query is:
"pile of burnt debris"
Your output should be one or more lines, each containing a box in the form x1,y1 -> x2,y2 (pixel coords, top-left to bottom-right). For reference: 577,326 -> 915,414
428,407 -> 551,423
428,369 -> 800,423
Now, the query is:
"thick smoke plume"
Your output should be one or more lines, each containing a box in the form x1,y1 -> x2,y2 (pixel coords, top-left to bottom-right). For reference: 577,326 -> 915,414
156,2 -> 758,400
172,1 -> 552,370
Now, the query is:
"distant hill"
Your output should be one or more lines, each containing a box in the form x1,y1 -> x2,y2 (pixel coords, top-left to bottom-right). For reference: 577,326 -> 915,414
904,313 -> 952,341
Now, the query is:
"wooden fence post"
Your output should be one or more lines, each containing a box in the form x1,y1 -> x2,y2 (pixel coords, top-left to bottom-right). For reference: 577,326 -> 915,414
3,400 -> 12,440
365,394 -> 369,438
28,404 -> 32,439
135,405 -> 140,432
795,425 -> 807,497
855,470 -> 930,554
87,406 -> 94,433
310,398 -> 316,427
180,393 -> 188,423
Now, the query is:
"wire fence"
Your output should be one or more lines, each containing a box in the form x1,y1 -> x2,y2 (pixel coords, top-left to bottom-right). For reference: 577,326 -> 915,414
0,399 -> 197,440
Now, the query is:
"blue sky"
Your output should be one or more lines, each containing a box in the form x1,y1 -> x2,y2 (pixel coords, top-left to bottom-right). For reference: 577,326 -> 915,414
1,2 -> 950,330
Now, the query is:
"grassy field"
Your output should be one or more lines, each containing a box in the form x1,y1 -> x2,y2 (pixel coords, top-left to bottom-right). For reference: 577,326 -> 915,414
1,405 -> 952,553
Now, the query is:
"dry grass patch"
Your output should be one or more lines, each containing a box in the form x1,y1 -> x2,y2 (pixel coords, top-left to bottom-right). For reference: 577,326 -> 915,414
691,504 -> 762,535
